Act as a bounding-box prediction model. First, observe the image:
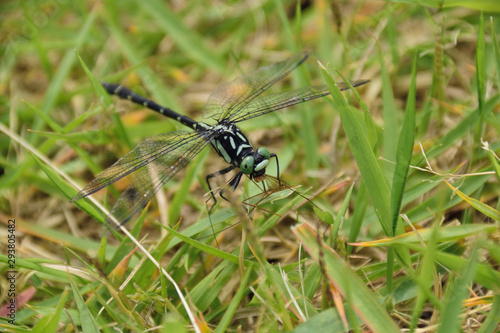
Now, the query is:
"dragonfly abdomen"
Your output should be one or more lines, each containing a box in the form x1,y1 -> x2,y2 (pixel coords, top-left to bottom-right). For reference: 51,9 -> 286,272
101,82 -> 199,130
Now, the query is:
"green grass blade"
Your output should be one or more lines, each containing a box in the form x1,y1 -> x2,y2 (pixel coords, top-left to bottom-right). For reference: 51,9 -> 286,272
169,148 -> 209,224
388,0 -> 500,12
163,225 -> 254,267
486,144 -> 500,183
69,276 -> 100,333
274,0 -> 320,171
351,224 -> 496,247
138,0 -> 225,73
477,294 -> 500,333
32,290 -> 68,333
491,17 -> 500,87
293,308 -> 358,333
33,10 -> 98,132
103,5 -> 183,114
444,181 -> 500,220
436,241 -> 479,333
320,64 -> 392,235
214,267 -> 253,333
390,53 -> 416,235
31,153 -> 104,223
406,172 -> 491,223
188,262 -> 238,312
76,49 -> 132,150
409,222 -> 440,331
379,41 -> 398,164
272,0 -> 297,51
412,95 -> 499,169
347,181 -> 368,254
475,12 -> 486,142
406,245 -> 500,291
294,224 -> 400,332
24,101 -> 62,133
331,182 -> 354,244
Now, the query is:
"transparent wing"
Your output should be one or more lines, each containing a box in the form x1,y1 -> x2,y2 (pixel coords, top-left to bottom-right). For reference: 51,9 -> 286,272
104,132 -> 212,227
260,174 -> 291,193
229,80 -> 370,123
71,131 -> 209,202
202,53 -> 309,121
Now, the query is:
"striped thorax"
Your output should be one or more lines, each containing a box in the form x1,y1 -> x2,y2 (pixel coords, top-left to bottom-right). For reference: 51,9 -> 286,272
202,121 -> 270,181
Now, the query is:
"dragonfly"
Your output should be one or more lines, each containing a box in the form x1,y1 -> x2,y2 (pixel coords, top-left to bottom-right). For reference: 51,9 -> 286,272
71,53 -> 369,228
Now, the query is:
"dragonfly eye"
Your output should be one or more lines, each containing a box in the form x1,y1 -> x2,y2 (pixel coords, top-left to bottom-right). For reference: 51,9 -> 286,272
257,147 -> 270,159
253,147 -> 270,172
240,155 -> 255,174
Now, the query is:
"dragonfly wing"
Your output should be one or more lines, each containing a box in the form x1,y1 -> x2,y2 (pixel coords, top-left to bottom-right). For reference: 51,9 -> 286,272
103,131 -> 213,227
202,53 -> 309,121
261,174 -> 290,191
71,131 -> 209,202
229,80 -> 369,123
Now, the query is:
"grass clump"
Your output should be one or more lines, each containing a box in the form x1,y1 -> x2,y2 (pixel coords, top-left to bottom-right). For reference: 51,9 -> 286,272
1,1 -> 499,332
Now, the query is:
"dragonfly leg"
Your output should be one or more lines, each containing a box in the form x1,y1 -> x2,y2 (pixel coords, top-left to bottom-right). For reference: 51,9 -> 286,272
205,167 -> 241,247
270,153 -> 282,186
219,171 -> 243,202
206,165 -> 237,204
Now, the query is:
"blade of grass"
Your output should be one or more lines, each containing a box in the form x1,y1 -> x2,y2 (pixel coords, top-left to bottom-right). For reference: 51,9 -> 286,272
319,64 -> 390,235
103,3 -> 183,115
162,225 -> 255,267
444,180 -> 500,220
275,0 -> 319,171
436,240 -> 480,333
330,182 -> 354,246
294,224 -> 400,332
475,12 -> 486,143
485,143 -> 500,183
214,267 -> 253,333
68,274 -> 100,333
350,224 -> 496,247
169,148 -> 209,224
32,290 -> 68,333
391,53 -> 416,235
406,172 -> 491,223
76,49 -> 132,149
138,0 -> 225,73
477,294 -> 500,333
293,308 -> 359,333
378,39 -> 398,165
187,261 -> 238,312
347,181 -> 368,255
321,63 -> 411,267
32,153 -> 104,223
32,9 -> 98,132
389,0 -> 500,12
409,222 -> 440,331
29,129 -> 111,145
491,17 -> 500,87
404,244 -> 500,291
0,10 -> 98,190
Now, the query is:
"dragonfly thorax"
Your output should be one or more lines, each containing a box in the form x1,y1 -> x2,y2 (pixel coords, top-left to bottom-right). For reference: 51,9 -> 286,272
208,122 -> 270,179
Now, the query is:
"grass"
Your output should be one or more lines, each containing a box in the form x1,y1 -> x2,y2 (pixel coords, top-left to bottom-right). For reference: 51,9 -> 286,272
1,1 -> 500,332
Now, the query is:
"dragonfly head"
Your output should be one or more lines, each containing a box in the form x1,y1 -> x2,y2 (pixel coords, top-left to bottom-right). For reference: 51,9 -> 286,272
240,147 -> 270,182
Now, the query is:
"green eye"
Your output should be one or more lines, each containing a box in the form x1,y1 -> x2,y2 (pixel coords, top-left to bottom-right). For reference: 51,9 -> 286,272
240,156 -> 254,174
257,147 -> 270,159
